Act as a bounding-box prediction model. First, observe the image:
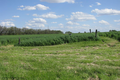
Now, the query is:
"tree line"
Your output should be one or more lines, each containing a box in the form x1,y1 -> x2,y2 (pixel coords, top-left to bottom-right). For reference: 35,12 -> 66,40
0,26 -> 63,35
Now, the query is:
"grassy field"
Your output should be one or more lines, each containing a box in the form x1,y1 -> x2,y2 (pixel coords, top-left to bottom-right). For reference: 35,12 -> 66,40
0,36 -> 120,80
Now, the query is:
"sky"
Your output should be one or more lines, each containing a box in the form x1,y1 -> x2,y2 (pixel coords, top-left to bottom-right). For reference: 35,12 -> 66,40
0,0 -> 120,33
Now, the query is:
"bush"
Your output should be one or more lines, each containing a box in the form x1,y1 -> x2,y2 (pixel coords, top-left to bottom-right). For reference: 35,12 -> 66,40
98,31 -> 120,41
16,33 -> 100,46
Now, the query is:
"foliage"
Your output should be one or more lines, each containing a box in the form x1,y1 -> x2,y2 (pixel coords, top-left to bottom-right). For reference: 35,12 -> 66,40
16,33 -> 100,46
65,31 -> 72,34
98,31 -> 120,41
0,26 -> 63,35
0,33 -> 100,46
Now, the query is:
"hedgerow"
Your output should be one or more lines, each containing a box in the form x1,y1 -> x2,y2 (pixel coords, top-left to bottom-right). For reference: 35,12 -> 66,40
98,31 -> 120,41
15,33 -> 100,46
0,33 -> 100,46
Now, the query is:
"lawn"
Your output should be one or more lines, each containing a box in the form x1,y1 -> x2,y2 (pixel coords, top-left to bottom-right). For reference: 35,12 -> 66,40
0,37 -> 120,80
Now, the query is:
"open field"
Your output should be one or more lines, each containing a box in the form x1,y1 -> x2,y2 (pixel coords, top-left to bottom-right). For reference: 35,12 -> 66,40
0,36 -> 120,80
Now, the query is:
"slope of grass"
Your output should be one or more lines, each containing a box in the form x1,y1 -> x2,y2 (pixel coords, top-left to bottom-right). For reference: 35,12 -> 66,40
0,37 -> 120,80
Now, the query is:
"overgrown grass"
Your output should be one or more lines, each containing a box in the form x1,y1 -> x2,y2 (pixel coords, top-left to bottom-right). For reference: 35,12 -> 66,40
98,31 -> 120,41
0,37 -> 120,80
16,33 -> 100,46
0,33 -> 100,46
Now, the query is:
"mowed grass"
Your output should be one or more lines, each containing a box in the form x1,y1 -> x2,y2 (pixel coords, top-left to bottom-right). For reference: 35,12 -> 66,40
0,37 -> 120,80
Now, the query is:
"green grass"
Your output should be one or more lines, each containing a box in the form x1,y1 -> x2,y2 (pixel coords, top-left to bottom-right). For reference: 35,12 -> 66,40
98,31 -> 120,41
0,33 -> 100,46
0,37 -> 120,80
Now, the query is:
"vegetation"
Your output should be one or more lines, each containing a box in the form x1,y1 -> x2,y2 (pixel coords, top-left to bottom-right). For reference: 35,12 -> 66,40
0,33 -> 100,46
65,31 -> 72,34
0,30 -> 120,79
0,26 -> 63,35
98,30 -> 120,41
0,37 -> 120,80
17,33 -> 100,46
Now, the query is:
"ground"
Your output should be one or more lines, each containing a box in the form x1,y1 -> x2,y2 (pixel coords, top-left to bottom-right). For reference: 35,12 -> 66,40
0,37 -> 120,80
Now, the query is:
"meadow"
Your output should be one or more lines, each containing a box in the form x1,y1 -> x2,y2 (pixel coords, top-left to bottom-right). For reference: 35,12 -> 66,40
0,33 -> 120,80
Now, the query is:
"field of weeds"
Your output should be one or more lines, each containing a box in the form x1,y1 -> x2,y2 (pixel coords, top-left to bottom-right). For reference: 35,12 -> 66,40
0,37 -> 120,80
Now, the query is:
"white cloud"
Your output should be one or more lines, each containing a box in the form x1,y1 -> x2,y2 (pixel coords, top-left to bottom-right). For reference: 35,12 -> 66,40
25,26 -> 31,29
66,12 -> 96,21
33,14 -> 38,17
40,0 -> 75,3
52,22 -> 57,23
20,5 -> 24,7
74,23 -> 79,25
67,21 -> 74,25
35,4 -> 49,10
33,12 -> 64,19
82,24 -> 90,27
114,20 -> 120,22
23,6 -> 36,10
25,18 -> 47,28
17,8 -> 23,10
12,15 -> 19,18
67,21 -> 79,25
114,20 -> 120,25
89,5 -> 93,7
96,2 -> 101,5
65,26 -> 90,33
59,23 -> 63,26
58,23 -> 64,28
33,18 -> 47,24
89,2 -> 101,8
99,20 -> 110,25
0,21 -> 15,27
91,9 -> 120,15
18,4 -> 49,10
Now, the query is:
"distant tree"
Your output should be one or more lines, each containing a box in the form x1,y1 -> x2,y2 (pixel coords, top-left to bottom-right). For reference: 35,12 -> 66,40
65,31 -> 72,34
65,31 -> 72,35
0,26 -> 7,35
0,26 -> 63,35
109,30 -> 117,32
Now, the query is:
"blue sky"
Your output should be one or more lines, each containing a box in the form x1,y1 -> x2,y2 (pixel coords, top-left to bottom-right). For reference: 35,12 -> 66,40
0,0 -> 120,33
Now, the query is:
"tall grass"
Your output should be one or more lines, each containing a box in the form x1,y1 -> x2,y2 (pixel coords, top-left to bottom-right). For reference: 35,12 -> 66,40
0,33 -> 100,46
16,33 -> 100,46
98,31 -> 120,41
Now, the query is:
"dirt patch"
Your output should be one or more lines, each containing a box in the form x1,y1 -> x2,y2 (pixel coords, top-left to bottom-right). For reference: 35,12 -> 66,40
1,45 -> 14,48
81,56 -> 86,58
87,63 -> 97,66
45,53 -> 66,56
3,62 -> 9,66
67,66 -> 74,69
118,53 -> 120,55
93,47 -> 99,50
103,59 -> 111,61
45,54 -> 53,56
95,56 -> 100,59
76,53 -> 80,55
87,75 -> 100,80
116,78 -> 120,80
31,48 -> 39,50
